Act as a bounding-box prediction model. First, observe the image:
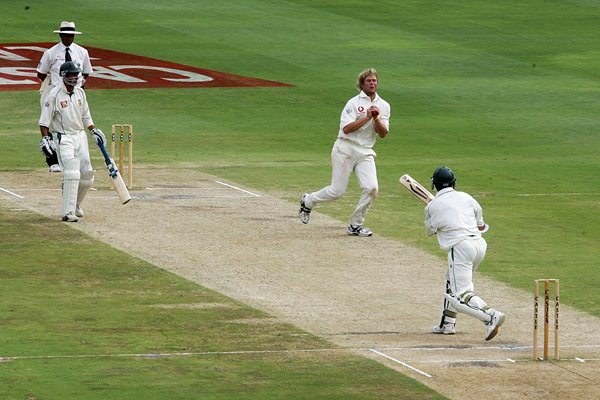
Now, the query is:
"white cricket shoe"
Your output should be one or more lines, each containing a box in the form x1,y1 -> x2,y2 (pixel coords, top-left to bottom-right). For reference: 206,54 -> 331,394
484,311 -> 505,341
432,324 -> 456,335
49,164 -> 61,172
75,206 -> 84,218
346,225 -> 372,237
299,193 -> 311,224
62,212 -> 79,222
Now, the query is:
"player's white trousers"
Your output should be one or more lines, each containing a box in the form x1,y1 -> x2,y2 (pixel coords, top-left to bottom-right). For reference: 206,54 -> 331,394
56,131 -> 94,176
55,131 -> 94,216
306,138 -> 378,227
447,237 -> 487,298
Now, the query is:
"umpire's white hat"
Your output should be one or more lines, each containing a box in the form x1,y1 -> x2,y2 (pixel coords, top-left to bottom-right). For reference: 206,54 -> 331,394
53,21 -> 82,35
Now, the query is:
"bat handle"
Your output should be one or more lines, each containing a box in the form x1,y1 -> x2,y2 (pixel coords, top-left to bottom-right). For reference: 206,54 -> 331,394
96,141 -> 111,165
96,141 -> 118,177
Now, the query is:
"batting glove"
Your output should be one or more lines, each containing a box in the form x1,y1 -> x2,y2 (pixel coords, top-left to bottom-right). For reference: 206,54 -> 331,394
39,135 -> 57,157
91,128 -> 107,146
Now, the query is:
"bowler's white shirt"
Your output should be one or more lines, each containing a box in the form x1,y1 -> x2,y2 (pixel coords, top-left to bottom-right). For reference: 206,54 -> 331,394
425,187 -> 485,251
338,91 -> 390,148
37,42 -> 92,87
39,85 -> 93,135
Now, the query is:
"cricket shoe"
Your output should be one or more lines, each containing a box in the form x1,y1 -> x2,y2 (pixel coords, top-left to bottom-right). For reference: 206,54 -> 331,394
346,225 -> 372,237
484,310 -> 505,341
62,212 -> 79,222
432,324 -> 456,335
75,206 -> 84,218
299,193 -> 311,224
49,164 -> 61,172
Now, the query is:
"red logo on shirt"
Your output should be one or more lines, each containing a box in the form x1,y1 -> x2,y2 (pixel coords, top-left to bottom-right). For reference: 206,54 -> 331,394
60,100 -> 68,108
358,106 -> 365,113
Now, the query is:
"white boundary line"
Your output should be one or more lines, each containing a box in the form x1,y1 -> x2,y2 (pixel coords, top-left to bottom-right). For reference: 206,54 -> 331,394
0,187 -> 24,198
0,348 -> 344,362
368,349 -> 432,378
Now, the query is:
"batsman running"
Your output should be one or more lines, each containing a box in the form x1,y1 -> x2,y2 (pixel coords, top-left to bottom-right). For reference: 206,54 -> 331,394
38,61 -> 106,222
425,166 -> 505,341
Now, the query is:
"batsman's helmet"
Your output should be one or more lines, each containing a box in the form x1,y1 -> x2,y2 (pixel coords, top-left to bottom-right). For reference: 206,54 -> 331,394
59,61 -> 82,87
431,166 -> 456,191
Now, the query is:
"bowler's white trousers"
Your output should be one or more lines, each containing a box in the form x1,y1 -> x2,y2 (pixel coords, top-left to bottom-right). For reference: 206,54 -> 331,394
305,138 -> 378,227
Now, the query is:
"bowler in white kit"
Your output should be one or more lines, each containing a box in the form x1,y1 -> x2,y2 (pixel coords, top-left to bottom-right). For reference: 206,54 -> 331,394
299,68 -> 391,237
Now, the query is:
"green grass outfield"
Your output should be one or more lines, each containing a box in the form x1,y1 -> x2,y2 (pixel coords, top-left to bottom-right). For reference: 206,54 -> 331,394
1,0 -> 599,397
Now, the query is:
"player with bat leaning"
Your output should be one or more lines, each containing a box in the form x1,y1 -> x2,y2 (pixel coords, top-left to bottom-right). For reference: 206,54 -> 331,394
38,61 -> 107,222
424,166 -> 505,341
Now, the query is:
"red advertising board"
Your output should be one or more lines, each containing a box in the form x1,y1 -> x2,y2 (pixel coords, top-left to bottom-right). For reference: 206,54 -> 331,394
0,43 -> 290,91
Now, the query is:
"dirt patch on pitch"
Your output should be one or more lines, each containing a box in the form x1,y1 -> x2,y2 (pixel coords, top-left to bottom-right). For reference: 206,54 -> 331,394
2,167 -> 599,399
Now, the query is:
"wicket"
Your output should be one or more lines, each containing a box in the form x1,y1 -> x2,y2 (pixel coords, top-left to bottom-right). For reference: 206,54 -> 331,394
533,279 -> 560,361
111,124 -> 133,189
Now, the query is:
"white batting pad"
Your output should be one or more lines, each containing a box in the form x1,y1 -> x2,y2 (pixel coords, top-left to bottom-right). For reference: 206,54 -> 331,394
77,170 -> 95,206
60,159 -> 81,217
444,293 -> 492,323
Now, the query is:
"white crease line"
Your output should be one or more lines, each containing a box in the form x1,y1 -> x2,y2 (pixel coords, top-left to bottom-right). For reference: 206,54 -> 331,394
368,349 -> 432,378
134,195 -> 259,199
378,344 -> 600,352
0,187 -> 24,199
427,358 -> 531,364
145,187 -> 238,191
5,188 -> 59,192
387,357 -> 597,364
214,180 -> 261,197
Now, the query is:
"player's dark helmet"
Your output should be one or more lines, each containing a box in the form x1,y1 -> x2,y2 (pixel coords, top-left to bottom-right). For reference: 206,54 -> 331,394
431,166 -> 456,191
60,61 -> 82,87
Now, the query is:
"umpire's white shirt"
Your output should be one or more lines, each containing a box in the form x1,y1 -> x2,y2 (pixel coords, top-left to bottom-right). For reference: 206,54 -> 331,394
338,91 -> 390,148
37,42 -> 92,87
39,85 -> 93,135
425,188 -> 484,251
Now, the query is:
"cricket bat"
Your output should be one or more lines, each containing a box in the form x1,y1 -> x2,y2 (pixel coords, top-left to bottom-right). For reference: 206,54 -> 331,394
97,141 -> 131,204
399,174 -> 434,204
